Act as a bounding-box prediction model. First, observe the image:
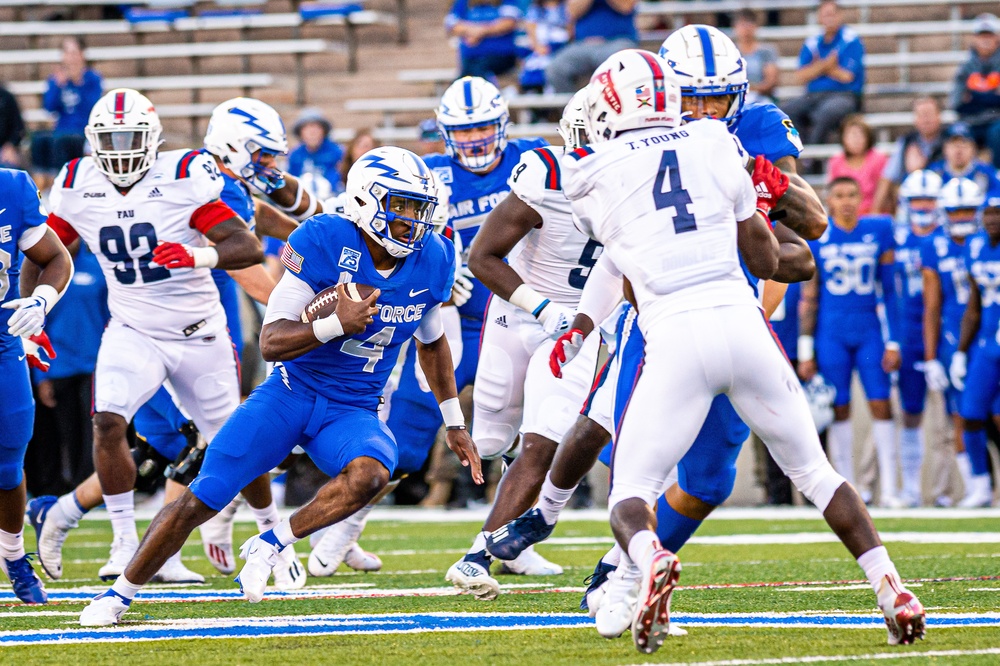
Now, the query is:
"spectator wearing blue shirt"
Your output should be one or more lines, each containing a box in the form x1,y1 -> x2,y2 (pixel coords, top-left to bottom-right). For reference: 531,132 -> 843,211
520,0 -> 572,91
30,38 -> 103,187
288,108 -> 344,195
446,0 -> 522,80
25,244 -> 109,495
545,0 -> 638,93
928,122 -> 998,194
781,0 -> 865,146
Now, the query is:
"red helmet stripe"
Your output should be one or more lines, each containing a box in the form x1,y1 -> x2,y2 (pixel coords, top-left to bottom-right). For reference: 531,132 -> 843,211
113,91 -> 126,124
637,52 -> 667,112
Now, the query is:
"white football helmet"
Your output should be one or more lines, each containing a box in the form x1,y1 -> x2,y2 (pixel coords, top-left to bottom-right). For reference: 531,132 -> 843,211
436,77 -> 510,172
659,25 -> 748,124
344,146 -> 437,257
558,88 -> 589,151
85,88 -> 162,188
204,97 -> 289,193
938,177 -> 983,239
899,169 -> 944,228
429,169 -> 451,235
584,49 -> 682,143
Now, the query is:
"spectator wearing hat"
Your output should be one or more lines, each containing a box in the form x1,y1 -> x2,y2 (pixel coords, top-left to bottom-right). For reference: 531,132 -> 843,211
951,13 -> 1000,168
446,0 -> 522,80
872,96 -> 946,214
287,108 -> 344,194
928,122 -> 997,193
781,0 -> 865,146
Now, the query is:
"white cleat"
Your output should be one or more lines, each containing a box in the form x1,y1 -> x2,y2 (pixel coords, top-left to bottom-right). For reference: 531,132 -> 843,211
98,538 -> 138,582
957,475 -> 994,508
200,500 -> 239,574
344,543 -> 382,572
79,590 -> 131,627
446,554 -> 500,601
27,496 -> 75,580
150,556 -> 205,584
307,520 -> 355,577
272,544 -> 307,591
497,545 -> 563,576
631,549 -> 682,655
595,564 -> 640,638
235,535 -> 280,603
877,574 -> 926,645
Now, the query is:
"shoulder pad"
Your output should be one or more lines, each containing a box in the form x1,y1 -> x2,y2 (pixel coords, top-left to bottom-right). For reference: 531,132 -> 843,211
61,158 -> 83,189
570,146 -> 595,161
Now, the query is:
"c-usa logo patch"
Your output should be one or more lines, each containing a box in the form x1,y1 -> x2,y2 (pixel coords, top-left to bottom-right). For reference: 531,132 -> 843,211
433,166 -> 454,185
339,247 -> 362,272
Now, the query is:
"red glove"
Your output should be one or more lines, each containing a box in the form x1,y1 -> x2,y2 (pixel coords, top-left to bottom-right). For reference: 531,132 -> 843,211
23,331 -> 56,372
751,154 -> 790,221
152,242 -> 195,269
549,328 -> 585,378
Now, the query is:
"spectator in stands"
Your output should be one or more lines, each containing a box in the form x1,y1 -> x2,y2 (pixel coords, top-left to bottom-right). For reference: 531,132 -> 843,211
520,0 -> 572,92
30,37 -> 103,189
781,0 -> 865,148
872,96 -> 946,214
288,108 -> 344,195
734,9 -> 779,105
928,121 -> 997,193
0,83 -> 25,168
827,114 -> 888,215
545,0 -> 638,93
418,118 -> 445,155
950,13 -> 1000,169
340,129 -> 381,184
446,0 -> 522,80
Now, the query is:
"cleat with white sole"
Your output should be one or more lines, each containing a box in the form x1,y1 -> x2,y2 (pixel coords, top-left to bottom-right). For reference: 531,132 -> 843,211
235,535 -> 280,603
877,574 -> 926,645
27,495 -> 75,581
272,544 -> 307,590
446,551 -> 500,600
496,545 -> 562,576
98,538 -> 138,582
582,559 -> 618,614
79,589 -> 131,627
1,554 -> 48,604
595,564 -> 640,638
200,499 -> 239,574
343,543 -> 382,572
150,556 -> 205,584
307,520 -> 355,577
631,549 -> 681,655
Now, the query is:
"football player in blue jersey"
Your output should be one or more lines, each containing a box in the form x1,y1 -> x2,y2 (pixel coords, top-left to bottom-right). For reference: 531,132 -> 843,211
0,167 -> 73,603
949,178 -> 999,508
79,146 -> 482,626
892,169 -> 945,506
922,178 -> 979,506
799,176 -> 904,507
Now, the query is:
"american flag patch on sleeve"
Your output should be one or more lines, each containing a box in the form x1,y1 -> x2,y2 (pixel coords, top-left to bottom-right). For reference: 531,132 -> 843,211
281,244 -> 304,273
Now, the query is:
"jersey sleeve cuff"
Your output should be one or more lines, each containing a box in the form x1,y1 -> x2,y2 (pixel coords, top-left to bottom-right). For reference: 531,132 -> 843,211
46,213 -> 79,246
190,200 -> 237,234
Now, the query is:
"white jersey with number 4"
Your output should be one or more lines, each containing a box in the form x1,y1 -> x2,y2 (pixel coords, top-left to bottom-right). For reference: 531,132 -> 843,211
561,120 -> 758,325
48,149 -> 235,341
507,146 -> 600,308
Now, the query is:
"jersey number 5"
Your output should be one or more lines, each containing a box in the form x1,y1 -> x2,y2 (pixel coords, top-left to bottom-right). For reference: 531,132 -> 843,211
99,223 -> 172,285
652,150 -> 696,234
568,239 -> 603,289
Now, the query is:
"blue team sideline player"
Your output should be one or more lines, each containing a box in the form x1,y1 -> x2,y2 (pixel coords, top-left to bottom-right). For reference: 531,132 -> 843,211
0,167 -> 73,603
949,178 -> 999,508
892,169 -> 944,506
799,176 -> 904,507
921,178 -> 979,506
79,146 -> 483,626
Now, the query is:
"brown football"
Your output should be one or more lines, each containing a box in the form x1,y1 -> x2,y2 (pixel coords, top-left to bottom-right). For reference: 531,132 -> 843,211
300,283 -> 377,322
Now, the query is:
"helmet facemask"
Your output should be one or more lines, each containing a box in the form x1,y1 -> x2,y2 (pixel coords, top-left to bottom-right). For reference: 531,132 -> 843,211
239,141 -> 286,194
906,197 -> 939,229
360,186 -> 437,257
943,207 -> 981,239
441,118 -> 508,173
86,125 -> 160,188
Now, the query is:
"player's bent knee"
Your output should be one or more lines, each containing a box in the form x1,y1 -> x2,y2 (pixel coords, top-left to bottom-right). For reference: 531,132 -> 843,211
683,472 -> 735,507
0,462 -> 23,491
475,434 -> 517,460
786,459 -> 845,512
194,371 -> 240,430
93,411 -> 128,443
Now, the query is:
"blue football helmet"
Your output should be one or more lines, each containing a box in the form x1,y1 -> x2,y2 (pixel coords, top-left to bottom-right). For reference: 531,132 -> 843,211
659,25 -> 748,125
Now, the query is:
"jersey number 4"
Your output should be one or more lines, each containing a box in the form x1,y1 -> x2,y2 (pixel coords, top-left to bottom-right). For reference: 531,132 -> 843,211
653,150 -> 696,234
99,223 -> 172,285
341,326 -> 396,372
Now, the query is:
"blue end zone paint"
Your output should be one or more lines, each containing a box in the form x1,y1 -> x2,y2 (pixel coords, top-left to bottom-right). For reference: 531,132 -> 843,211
1,613 -> 998,645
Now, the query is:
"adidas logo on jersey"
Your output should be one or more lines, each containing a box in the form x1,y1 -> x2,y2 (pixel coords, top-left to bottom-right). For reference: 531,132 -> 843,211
495,315 -> 508,328
148,187 -> 163,198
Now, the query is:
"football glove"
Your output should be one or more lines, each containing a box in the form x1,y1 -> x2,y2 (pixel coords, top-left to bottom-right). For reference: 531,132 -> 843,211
949,351 -> 967,391
537,301 -> 573,339
152,242 -> 218,269
2,294 -> 48,337
751,154 -> 790,219
452,264 -> 474,307
549,328 -> 585,378
922,358 -> 949,392
22,331 -> 56,372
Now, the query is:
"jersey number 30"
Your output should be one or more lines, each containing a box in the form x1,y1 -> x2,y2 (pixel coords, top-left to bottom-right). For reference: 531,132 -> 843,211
653,150 -> 696,234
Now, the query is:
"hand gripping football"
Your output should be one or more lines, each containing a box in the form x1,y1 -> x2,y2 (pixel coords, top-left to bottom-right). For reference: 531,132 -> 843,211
301,283 -> 377,322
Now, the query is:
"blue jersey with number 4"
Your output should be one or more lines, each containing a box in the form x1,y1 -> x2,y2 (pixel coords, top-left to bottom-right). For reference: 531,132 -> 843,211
966,232 -> 1000,348
280,214 -> 455,409
0,168 -> 48,353
920,228 -> 969,349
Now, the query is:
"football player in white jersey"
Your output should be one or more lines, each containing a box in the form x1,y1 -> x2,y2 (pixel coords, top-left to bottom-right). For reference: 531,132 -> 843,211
442,91 -> 604,598
40,89 -> 264,581
563,50 -> 923,654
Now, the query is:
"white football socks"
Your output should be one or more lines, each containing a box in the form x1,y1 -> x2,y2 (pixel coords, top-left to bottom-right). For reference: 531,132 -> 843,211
103,491 -> 138,545
270,519 -> 300,549
537,472 -> 576,525
111,574 -> 143,602
626,530 -> 661,573
873,420 -> 899,502
251,501 -> 281,533
601,543 -> 623,567
826,421 -> 855,484
58,492 -> 86,527
0,528 -> 25,561
468,530 -> 489,555
955,451 -> 973,487
900,427 -> 924,503
857,545 -> 900,594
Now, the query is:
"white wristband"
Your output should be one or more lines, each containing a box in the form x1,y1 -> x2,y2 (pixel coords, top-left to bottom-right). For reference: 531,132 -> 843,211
884,341 -> 901,352
312,313 -> 344,343
293,191 -> 319,222
276,181 -> 305,213
33,284 -> 60,313
508,283 -> 549,318
797,335 -> 814,362
439,397 -> 465,429
191,246 -> 219,268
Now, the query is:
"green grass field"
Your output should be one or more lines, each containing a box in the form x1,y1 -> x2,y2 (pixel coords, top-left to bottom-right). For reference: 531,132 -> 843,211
2,508 -> 999,665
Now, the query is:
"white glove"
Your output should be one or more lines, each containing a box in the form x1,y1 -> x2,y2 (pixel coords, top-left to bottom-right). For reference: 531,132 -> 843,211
923,358 -> 949,392
452,264 -> 474,307
949,351 -> 967,391
537,301 -> 574,339
2,295 -> 47,337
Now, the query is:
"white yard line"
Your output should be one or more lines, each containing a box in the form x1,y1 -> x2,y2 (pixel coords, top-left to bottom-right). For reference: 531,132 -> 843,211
644,647 -> 1000,666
